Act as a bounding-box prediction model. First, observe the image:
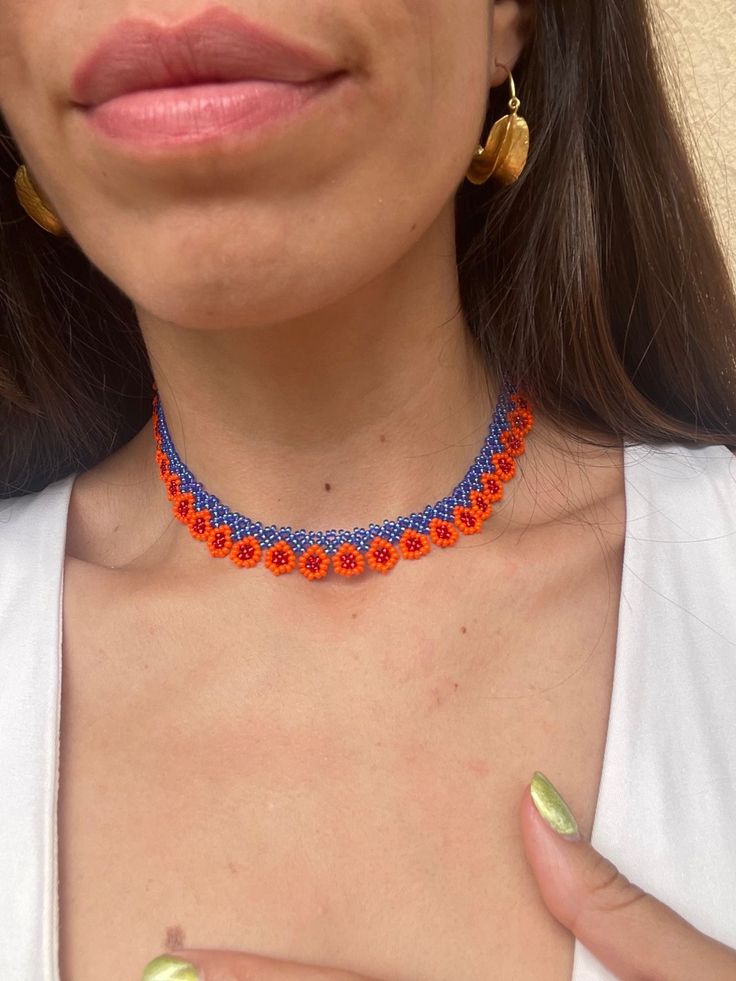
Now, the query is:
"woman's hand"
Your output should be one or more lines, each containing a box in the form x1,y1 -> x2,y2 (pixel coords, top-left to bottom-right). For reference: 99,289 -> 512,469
140,770 -> 736,981
523,771 -> 736,981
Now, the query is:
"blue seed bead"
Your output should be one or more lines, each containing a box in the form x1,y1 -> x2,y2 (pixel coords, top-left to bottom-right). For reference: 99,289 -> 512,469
323,532 -> 339,554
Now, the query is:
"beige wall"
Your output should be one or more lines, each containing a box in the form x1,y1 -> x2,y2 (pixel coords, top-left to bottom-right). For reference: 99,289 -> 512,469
655,0 -> 736,266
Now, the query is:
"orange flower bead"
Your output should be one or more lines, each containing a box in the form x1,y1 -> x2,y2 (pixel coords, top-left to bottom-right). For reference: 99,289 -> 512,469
508,407 -> 533,435
500,428 -> 526,457
366,536 -> 399,573
264,540 -> 297,576
429,517 -> 459,548
230,536 -> 261,568
299,544 -> 331,580
453,505 -> 483,535
173,492 -> 196,524
469,489 -> 493,520
491,452 -> 516,482
206,524 -> 233,558
332,543 -> 365,577
480,472 -> 504,502
155,449 -> 171,479
398,529 -> 431,560
187,509 -> 213,541
165,474 -> 182,501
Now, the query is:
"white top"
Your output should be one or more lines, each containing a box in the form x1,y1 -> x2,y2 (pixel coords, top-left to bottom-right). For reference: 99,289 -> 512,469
1,442 -> 735,981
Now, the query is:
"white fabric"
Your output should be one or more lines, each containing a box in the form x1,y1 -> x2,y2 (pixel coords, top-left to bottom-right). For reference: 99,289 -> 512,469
1,442 -> 735,981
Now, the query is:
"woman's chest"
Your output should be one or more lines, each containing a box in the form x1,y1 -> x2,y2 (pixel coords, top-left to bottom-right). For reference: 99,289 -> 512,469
58,528 -> 623,981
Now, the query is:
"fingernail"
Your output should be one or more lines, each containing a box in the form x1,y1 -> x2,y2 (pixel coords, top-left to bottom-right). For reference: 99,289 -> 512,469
141,954 -> 200,981
530,771 -> 582,840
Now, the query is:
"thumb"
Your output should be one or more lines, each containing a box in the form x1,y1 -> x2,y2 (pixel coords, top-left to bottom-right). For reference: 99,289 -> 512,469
521,771 -> 736,981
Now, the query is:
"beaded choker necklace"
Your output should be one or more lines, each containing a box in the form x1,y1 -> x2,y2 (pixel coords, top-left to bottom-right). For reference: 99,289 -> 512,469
152,381 -> 533,581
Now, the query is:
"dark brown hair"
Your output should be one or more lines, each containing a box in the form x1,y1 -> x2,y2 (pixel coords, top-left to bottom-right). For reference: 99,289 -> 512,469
2,0 -> 735,497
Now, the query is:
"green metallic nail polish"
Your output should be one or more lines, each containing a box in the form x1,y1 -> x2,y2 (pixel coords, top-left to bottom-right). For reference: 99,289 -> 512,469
141,954 -> 200,981
530,771 -> 581,839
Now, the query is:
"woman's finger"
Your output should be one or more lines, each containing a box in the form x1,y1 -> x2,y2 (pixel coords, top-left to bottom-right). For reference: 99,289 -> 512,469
141,948 -> 385,981
521,771 -> 736,981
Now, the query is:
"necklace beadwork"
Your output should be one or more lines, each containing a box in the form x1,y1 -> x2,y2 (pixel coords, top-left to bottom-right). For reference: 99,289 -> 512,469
152,380 -> 533,580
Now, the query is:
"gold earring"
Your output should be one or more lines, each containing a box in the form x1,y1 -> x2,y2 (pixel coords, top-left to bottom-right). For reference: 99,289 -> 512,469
466,63 -> 529,186
14,164 -> 66,236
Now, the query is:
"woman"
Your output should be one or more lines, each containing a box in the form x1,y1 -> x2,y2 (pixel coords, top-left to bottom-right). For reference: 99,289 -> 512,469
1,0 -> 735,978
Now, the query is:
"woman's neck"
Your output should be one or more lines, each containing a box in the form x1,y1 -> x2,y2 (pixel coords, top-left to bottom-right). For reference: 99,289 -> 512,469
136,215 -> 498,536
66,207 -> 624,576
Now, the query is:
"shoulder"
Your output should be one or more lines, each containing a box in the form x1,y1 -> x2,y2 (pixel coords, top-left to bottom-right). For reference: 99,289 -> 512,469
623,441 -> 736,536
0,474 -> 77,600
0,472 -> 77,538
624,440 -> 736,476
621,442 -> 736,638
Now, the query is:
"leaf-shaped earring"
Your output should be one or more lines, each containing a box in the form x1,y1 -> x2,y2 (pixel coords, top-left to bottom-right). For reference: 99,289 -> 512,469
14,164 -> 66,236
466,63 -> 530,186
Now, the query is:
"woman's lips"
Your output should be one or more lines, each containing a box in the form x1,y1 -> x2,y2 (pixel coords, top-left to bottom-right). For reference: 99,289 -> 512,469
70,4 -> 348,150
82,75 -> 342,148
71,5 -> 344,107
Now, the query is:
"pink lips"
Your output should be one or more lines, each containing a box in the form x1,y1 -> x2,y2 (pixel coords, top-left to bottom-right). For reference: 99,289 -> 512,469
70,5 -> 347,149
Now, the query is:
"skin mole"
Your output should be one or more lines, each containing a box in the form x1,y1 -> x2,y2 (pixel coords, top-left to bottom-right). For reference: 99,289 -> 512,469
164,924 -> 186,950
